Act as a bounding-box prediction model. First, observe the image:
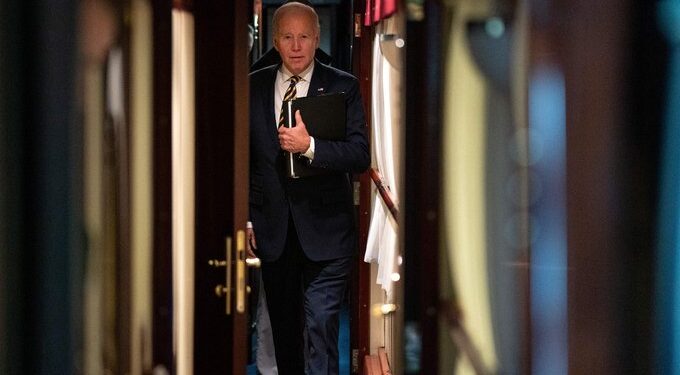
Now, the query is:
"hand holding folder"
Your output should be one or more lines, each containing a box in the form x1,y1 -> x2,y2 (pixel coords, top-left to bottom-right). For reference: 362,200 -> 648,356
281,93 -> 346,178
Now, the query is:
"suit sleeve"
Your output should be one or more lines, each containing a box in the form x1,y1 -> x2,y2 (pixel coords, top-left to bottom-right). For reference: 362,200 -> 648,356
309,77 -> 370,174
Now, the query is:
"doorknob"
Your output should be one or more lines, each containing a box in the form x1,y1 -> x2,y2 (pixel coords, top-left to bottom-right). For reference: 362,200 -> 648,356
214,284 -> 228,297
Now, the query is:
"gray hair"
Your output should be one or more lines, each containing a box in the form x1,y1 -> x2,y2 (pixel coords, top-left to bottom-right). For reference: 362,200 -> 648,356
272,2 -> 320,37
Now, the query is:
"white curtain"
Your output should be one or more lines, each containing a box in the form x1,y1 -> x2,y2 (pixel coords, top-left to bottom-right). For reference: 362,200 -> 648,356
364,26 -> 402,301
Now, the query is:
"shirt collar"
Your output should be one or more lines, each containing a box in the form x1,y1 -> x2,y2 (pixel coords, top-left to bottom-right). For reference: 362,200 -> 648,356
280,61 -> 315,82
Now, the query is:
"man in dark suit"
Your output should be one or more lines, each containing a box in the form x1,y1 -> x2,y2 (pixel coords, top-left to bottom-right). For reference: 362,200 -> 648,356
247,2 -> 369,374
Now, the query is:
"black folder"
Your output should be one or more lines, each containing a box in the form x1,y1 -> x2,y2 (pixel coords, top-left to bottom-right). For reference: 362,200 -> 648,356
281,93 -> 346,178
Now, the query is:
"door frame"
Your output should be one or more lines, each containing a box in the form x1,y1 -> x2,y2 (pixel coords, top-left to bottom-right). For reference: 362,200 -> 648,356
152,0 -> 250,373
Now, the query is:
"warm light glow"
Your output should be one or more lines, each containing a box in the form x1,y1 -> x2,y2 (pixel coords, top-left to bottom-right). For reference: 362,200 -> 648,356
390,272 -> 401,282
371,303 -> 398,316
381,304 -> 398,315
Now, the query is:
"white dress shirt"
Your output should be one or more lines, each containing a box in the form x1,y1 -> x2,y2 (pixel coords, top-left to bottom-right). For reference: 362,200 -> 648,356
275,63 -> 315,159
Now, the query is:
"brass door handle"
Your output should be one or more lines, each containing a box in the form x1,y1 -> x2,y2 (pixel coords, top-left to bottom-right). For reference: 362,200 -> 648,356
207,237 -> 233,315
208,230 -> 250,315
235,230 -> 246,314
214,284 -> 228,297
245,257 -> 261,268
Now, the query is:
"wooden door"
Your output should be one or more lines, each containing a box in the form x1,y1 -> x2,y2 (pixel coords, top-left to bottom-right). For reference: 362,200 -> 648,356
159,0 -> 250,373
193,0 -> 250,374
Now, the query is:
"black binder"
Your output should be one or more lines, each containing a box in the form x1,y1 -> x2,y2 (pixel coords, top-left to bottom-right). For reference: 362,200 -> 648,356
281,93 -> 346,178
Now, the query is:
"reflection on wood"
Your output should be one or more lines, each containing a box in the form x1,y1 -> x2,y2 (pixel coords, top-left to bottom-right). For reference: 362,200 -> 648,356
171,9 -> 196,375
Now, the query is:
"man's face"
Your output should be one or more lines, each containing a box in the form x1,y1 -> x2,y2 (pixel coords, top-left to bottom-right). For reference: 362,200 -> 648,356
273,10 -> 319,75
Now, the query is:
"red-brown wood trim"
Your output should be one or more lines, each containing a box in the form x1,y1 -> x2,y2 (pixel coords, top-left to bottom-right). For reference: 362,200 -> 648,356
231,0 -> 250,373
352,2 -> 374,374
369,168 -> 399,223
172,0 -> 193,12
557,0 -> 636,373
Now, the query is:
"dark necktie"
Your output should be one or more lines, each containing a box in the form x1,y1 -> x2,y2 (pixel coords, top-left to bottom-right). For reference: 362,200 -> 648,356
278,75 -> 301,128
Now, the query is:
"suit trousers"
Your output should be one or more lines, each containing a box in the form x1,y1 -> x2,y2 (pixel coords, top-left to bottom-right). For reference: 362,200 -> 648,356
261,215 -> 352,375
256,274 -> 278,375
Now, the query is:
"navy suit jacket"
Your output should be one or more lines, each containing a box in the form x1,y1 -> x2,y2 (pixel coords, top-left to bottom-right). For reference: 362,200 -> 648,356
249,61 -> 370,262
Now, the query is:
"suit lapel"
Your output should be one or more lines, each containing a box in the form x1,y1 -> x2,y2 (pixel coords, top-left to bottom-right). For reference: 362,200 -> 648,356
264,65 -> 279,145
308,60 -> 328,97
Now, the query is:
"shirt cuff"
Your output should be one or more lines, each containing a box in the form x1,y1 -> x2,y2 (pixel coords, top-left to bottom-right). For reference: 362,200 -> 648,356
302,136 -> 315,161
246,221 -> 253,229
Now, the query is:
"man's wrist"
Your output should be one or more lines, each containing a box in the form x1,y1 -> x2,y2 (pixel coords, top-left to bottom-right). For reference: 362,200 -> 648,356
302,136 -> 315,160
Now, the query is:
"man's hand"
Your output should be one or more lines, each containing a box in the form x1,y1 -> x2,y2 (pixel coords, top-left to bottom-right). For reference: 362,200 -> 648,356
278,110 -> 311,153
246,227 -> 258,259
